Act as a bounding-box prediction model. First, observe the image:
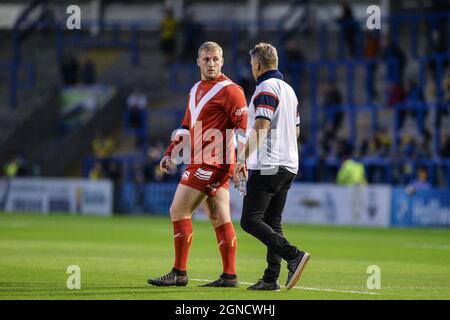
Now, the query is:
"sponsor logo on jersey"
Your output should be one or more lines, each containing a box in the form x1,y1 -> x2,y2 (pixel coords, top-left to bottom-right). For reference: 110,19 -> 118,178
235,106 -> 248,116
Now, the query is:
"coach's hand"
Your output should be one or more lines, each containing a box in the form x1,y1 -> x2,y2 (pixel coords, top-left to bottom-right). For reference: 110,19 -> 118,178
159,156 -> 174,174
233,163 -> 248,184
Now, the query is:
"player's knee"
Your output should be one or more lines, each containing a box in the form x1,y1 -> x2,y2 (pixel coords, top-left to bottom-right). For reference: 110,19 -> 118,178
169,204 -> 189,221
208,213 -> 218,225
209,211 -> 229,228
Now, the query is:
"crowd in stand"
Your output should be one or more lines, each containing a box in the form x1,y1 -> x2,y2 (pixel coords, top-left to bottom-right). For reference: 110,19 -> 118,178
60,52 -> 97,86
2,154 -> 41,178
83,4 -> 450,189
285,3 -> 450,187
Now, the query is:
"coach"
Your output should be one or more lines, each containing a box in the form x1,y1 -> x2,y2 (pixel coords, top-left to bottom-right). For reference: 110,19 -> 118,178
234,43 -> 310,291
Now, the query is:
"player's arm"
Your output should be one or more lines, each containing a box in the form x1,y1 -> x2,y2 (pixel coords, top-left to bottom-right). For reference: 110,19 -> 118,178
224,86 -> 249,182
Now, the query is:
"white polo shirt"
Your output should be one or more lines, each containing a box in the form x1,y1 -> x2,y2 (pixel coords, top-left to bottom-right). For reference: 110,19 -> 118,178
246,70 -> 300,174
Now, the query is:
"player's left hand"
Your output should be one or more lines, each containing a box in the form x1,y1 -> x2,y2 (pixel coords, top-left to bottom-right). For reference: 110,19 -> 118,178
233,163 -> 248,184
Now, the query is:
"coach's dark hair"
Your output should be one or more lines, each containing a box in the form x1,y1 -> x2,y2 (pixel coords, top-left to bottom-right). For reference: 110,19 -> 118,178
249,43 -> 278,69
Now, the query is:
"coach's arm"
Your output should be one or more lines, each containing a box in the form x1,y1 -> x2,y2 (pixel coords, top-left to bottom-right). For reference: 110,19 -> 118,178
233,118 -> 270,182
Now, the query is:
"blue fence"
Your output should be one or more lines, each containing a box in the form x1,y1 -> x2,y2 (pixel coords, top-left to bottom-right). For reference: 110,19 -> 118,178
118,182 -> 450,228
120,182 -> 177,214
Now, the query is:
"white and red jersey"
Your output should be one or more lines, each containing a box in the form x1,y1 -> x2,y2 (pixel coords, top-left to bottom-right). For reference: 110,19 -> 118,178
165,74 -> 248,176
247,70 -> 300,174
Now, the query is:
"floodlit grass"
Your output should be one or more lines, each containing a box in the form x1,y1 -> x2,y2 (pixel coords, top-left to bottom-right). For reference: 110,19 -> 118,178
0,212 -> 449,300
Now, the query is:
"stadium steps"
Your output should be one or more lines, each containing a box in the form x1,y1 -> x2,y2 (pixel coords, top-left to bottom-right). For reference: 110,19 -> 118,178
0,32 -> 61,152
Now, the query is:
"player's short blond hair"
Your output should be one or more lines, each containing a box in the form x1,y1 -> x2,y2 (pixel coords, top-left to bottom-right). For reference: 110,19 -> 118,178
249,42 -> 278,69
198,41 -> 223,57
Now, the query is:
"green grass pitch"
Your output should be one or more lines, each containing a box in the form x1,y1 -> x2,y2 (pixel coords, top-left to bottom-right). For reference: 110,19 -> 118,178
0,212 -> 449,300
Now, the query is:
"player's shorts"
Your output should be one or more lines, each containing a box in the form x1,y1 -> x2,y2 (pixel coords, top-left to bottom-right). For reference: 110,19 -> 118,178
179,164 -> 230,196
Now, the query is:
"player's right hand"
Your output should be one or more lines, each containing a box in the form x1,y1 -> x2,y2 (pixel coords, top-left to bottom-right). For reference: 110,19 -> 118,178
233,163 -> 248,184
159,156 -> 174,174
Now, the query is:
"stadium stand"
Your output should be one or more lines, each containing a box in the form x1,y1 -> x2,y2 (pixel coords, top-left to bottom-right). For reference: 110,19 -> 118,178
0,0 -> 449,214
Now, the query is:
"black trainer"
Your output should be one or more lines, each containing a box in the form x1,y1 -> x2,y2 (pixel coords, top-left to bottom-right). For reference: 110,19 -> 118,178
285,251 -> 310,290
147,269 -> 188,287
200,275 -> 239,288
247,279 -> 280,291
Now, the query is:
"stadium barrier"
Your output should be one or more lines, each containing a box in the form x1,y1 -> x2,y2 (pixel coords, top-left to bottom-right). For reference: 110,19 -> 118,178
119,182 -> 449,228
2,179 -> 449,227
0,178 -> 113,216
196,183 -> 392,227
391,188 -> 450,228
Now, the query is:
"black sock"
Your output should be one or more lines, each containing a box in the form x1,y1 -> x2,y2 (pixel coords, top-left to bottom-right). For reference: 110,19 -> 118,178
172,268 -> 187,276
221,273 -> 237,280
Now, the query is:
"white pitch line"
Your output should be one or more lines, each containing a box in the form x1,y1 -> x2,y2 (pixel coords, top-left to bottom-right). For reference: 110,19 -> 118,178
192,278 -> 379,296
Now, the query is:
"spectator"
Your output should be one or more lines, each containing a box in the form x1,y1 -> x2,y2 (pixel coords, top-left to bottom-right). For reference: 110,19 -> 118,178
370,127 -> 391,157
364,31 -> 381,99
440,134 -> 450,158
92,131 -> 115,159
416,133 -> 432,159
336,2 -> 359,58
364,128 -> 391,182
424,74 -> 437,103
89,161 -> 103,180
104,160 -> 122,212
180,11 -> 204,62
400,134 -> 417,159
319,130 -> 337,159
444,69 -> 450,105
143,158 -> 157,183
284,39 -> 306,90
80,57 -> 96,84
133,162 -> 145,212
336,158 -> 368,186
386,80 -> 406,131
159,8 -> 178,65
31,163 -> 41,177
382,41 -> 407,85
435,69 -> 450,129
3,154 -> 29,177
284,38 -> 306,63
427,28 -> 448,80
364,31 -> 380,59
126,88 -> 148,148
3,155 -> 19,178
60,52 -> 79,85
405,80 -> 428,136
321,80 -> 344,134
126,88 -> 148,128
143,145 -> 161,182
406,166 -> 432,194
